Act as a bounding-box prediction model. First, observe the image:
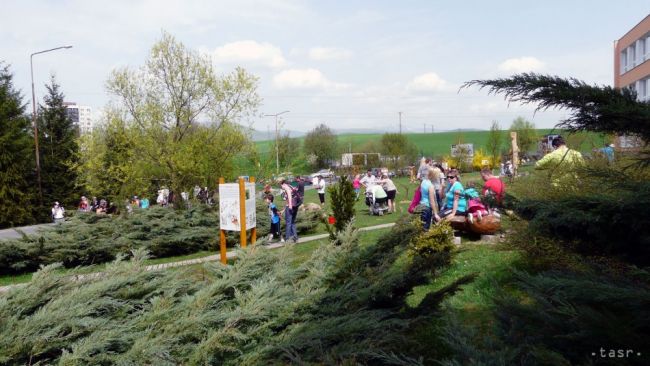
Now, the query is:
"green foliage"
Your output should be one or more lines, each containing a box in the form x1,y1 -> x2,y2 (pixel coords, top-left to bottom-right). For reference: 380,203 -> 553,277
304,123 -> 338,168
95,32 -> 260,198
463,73 -> 650,148
511,165 -> 650,265
0,217 -> 455,364
486,120 -> 503,161
408,221 -> 454,264
509,116 -> 537,156
0,206 -> 218,275
381,133 -> 418,168
442,270 -> 650,366
327,176 -> 356,238
38,77 -> 79,209
0,62 -> 35,228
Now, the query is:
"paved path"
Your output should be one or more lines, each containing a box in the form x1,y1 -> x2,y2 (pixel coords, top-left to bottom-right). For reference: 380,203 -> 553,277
0,223 -> 395,294
0,223 -> 54,240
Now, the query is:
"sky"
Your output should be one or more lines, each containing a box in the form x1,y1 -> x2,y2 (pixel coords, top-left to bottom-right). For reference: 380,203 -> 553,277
2,0 -> 649,133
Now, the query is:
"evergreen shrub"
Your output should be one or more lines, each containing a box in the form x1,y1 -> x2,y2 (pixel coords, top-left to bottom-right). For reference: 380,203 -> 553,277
0,218 -> 456,364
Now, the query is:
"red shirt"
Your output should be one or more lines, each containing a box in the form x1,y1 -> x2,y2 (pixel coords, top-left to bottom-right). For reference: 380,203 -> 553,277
483,177 -> 505,203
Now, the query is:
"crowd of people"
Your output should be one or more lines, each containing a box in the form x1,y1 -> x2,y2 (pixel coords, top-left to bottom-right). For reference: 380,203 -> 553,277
410,158 -> 506,230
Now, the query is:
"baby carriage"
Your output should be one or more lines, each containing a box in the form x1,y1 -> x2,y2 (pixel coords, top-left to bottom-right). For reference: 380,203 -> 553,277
365,190 -> 389,216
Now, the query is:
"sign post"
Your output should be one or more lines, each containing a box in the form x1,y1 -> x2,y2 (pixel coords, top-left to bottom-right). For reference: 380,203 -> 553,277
219,176 -> 256,264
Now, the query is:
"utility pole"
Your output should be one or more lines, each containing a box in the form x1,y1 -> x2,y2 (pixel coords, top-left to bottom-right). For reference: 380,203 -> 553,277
264,110 -> 290,175
398,112 -> 402,134
30,45 -> 73,207
423,123 -> 426,133
431,124 -> 434,133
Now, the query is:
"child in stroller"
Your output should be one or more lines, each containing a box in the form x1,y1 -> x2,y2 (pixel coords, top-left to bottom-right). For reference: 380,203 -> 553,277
365,185 -> 389,215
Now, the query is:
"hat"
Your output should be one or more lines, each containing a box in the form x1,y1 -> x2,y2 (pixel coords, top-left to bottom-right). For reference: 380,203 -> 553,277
54,201 -> 59,205
609,143 -> 615,148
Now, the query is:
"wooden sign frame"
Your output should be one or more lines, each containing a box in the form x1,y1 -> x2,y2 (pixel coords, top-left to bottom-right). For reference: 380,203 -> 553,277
218,176 -> 256,264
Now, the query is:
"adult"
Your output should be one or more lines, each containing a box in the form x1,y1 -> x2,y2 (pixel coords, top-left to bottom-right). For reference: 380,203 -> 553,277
437,169 -> 467,221
480,168 -> 505,205
598,143 -> 615,163
535,136 -> 584,185
280,179 -> 299,243
379,174 -> 398,213
296,176 -> 305,199
316,175 -> 326,205
417,157 -> 431,180
368,184 -> 389,213
52,202 -> 65,223
419,167 -> 441,229
90,197 -> 99,212
432,165 -> 445,210
359,169 -> 377,189
78,196 -> 89,212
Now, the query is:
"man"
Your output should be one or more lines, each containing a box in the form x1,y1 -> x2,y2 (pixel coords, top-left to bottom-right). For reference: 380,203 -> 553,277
535,136 -> 584,185
359,169 -> 377,189
480,168 -> 505,205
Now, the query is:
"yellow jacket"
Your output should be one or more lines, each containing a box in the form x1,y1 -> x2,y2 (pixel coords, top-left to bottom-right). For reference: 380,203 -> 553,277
535,146 -> 584,185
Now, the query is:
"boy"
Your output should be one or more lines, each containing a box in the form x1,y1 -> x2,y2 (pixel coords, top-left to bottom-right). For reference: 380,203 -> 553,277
265,194 -> 283,242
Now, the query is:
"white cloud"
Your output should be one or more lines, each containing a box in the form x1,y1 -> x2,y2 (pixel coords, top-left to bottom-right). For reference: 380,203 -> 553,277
308,47 -> 352,61
211,40 -> 287,68
407,72 -> 448,92
498,57 -> 545,74
273,68 -> 349,90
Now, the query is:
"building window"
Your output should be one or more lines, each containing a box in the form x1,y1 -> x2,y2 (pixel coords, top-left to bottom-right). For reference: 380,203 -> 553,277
621,50 -> 628,74
627,45 -> 636,69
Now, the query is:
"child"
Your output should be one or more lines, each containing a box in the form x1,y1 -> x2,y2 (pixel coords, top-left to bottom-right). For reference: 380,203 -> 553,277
265,194 -> 283,242
465,181 -> 489,224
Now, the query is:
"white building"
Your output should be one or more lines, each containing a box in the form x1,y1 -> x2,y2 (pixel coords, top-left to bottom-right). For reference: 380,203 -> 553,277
64,102 -> 93,134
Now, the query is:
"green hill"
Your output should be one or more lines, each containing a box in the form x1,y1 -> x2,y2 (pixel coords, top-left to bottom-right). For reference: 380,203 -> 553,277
255,129 -> 607,158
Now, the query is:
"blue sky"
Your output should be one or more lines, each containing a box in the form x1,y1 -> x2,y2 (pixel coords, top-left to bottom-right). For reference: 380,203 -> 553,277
2,0 -> 648,132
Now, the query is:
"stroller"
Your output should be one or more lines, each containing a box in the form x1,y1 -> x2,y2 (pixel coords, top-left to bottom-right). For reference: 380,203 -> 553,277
365,190 -> 389,216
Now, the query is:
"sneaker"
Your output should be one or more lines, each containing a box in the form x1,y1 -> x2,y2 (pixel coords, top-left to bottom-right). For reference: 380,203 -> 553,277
280,238 -> 285,243
267,234 -> 273,241
292,236 -> 298,243
493,212 -> 501,218
477,211 -> 483,222
467,213 -> 474,224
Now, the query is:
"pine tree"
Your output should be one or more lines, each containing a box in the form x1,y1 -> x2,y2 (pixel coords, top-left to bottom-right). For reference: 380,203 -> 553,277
38,76 -> 79,210
0,62 -> 35,228
327,176 -> 356,239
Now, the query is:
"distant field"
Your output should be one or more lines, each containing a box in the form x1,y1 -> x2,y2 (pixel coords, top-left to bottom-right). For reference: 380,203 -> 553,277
255,129 -> 607,158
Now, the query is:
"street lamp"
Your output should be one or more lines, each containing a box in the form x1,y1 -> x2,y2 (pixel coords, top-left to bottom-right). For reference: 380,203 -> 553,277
264,110 -> 290,174
30,45 -> 72,205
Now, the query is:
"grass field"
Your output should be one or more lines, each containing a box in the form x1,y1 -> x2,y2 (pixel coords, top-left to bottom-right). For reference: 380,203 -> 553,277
255,129 -> 607,158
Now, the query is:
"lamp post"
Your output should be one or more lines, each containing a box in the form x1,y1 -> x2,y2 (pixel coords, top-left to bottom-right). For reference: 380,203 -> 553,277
264,110 -> 290,174
30,45 -> 72,205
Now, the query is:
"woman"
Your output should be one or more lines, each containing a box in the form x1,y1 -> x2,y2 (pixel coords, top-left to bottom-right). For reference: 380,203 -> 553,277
279,179 -> 298,243
379,174 -> 398,213
438,169 -> 467,221
419,167 -> 441,230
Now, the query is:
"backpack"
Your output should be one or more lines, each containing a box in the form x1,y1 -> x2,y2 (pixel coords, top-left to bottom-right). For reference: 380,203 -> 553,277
281,185 -> 303,208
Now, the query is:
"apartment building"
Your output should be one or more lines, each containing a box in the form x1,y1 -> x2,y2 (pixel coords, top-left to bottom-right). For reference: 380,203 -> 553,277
614,14 -> 649,149
64,102 -> 93,134
614,14 -> 650,101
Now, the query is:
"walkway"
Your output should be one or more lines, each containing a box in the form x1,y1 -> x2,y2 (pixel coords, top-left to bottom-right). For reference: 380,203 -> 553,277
0,223 -> 54,240
0,223 -> 395,294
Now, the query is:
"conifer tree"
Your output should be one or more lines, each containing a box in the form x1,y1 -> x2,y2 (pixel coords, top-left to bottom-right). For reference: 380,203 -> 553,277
0,62 -> 35,228
38,76 -> 79,209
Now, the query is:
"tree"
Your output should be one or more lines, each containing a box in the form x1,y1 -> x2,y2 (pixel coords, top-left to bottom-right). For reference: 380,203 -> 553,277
486,120 -> 503,162
103,32 -> 260,199
38,77 -> 79,209
0,62 -> 35,227
270,133 -> 301,170
463,73 -> 650,141
327,176 -> 355,240
303,123 -> 337,168
508,116 -> 536,157
380,133 -> 418,168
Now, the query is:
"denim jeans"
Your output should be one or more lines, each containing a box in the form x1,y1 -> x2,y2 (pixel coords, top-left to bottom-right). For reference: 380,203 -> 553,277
285,207 -> 298,241
420,206 -> 432,230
